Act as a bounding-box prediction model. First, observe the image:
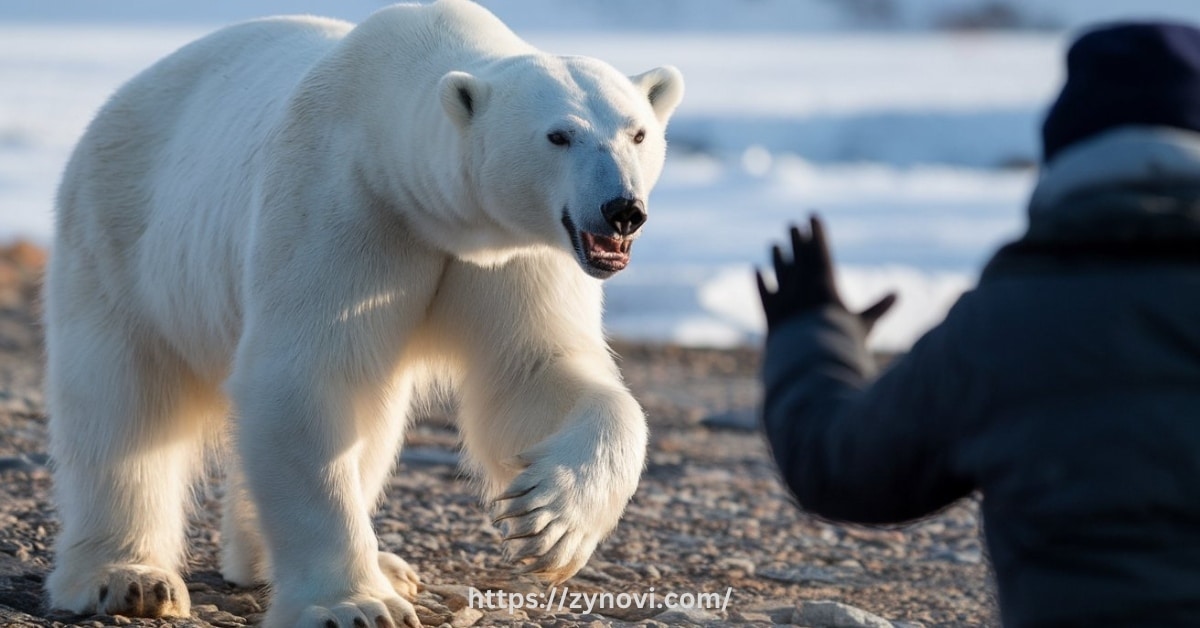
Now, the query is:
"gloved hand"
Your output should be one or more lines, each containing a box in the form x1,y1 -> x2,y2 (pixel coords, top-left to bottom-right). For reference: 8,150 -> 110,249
756,215 -> 897,333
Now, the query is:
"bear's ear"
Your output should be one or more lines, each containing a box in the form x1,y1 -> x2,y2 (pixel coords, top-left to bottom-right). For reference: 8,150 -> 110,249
439,71 -> 489,130
629,65 -> 684,125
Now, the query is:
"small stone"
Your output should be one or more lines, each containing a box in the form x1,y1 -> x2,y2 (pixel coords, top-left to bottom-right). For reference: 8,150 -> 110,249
575,566 -> 610,581
743,601 -> 795,624
191,591 -> 262,616
0,457 -> 39,474
700,409 -> 758,432
416,604 -> 452,627
484,609 -> 528,623
450,606 -> 483,627
718,557 -> 756,577
793,600 -> 894,628
202,609 -> 246,627
597,562 -> 639,581
729,610 -> 774,623
654,607 -> 720,625
3,241 -> 46,270
426,584 -> 473,612
929,547 -> 982,564
760,564 -> 842,584
401,446 -> 460,466
378,532 -> 406,549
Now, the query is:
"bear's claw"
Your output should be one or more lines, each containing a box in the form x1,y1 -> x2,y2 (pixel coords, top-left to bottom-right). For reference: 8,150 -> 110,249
493,483 -> 536,502
491,453 -> 625,584
377,552 -> 421,600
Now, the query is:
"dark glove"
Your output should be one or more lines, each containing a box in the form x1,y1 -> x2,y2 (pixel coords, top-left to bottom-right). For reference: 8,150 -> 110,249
756,215 -> 897,333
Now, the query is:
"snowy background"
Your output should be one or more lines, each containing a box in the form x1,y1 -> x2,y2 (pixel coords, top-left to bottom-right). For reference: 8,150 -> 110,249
3,1 -> 1199,350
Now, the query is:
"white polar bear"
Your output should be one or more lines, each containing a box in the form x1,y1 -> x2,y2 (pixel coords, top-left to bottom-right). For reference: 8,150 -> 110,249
42,1 -> 683,626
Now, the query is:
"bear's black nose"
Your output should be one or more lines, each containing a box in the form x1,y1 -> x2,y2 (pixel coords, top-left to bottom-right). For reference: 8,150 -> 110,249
601,197 -> 647,237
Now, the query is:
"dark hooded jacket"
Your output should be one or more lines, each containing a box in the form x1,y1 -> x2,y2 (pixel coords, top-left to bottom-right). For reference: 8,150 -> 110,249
761,127 -> 1200,627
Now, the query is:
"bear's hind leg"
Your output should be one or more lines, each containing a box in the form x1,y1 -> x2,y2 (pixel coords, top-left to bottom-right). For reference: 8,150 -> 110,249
45,321 -> 218,617
219,461 -> 269,587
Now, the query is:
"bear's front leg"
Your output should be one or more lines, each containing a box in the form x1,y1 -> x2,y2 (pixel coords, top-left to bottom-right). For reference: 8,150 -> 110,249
433,254 -> 649,584
230,361 -> 421,628
488,383 -> 648,583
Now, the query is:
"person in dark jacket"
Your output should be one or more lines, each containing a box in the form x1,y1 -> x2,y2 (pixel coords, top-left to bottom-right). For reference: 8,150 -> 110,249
758,22 -> 1200,627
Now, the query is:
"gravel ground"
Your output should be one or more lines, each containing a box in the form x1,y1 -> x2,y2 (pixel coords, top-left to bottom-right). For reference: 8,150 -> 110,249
0,243 -> 998,627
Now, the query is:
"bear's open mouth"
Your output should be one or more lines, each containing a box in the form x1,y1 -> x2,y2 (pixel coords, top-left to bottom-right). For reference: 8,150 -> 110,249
581,232 -> 632,273
562,212 -> 634,277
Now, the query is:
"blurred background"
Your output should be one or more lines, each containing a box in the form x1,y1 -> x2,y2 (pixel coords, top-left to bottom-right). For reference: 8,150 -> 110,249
1,0 -> 1198,350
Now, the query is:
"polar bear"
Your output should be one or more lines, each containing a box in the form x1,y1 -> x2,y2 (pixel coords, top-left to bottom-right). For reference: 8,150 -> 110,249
42,1 -> 683,626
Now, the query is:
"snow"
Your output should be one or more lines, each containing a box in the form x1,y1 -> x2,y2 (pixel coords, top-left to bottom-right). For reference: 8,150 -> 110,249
3,0 -> 1200,32
2,0 -> 1197,349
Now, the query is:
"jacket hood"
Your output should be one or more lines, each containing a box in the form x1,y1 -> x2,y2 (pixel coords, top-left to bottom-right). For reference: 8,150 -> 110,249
981,126 -> 1200,279
1030,125 -> 1200,214
1022,126 -> 1200,243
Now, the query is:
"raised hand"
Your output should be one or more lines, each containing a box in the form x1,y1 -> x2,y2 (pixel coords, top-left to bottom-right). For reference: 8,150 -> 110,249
756,215 -> 896,333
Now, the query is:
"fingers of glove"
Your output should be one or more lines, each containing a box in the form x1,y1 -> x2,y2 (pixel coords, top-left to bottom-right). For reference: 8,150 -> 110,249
771,243 -> 788,280
789,223 -> 807,263
859,292 -> 899,333
755,268 -> 771,301
807,215 -> 837,285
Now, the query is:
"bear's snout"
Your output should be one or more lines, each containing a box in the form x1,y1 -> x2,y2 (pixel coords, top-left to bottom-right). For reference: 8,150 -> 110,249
600,197 -> 646,237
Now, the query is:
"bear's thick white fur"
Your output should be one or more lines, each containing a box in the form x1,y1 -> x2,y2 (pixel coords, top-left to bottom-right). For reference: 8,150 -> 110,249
43,1 -> 683,626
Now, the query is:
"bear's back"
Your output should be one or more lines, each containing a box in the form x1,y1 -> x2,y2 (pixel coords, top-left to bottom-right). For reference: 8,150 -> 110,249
349,0 -> 536,67
51,15 -> 355,371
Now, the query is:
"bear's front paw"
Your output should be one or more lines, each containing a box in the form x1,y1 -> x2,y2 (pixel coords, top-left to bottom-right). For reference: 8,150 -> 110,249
491,456 -> 636,584
272,594 -> 419,628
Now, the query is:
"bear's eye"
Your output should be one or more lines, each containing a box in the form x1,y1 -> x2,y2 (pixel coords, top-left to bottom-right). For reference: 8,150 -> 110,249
547,131 -> 571,147
633,129 -> 646,144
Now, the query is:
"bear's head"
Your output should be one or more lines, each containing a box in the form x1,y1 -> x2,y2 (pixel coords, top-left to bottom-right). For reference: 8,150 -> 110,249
439,56 -> 683,279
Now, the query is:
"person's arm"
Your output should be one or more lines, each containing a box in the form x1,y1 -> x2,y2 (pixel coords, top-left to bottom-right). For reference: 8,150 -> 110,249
758,217 -> 976,524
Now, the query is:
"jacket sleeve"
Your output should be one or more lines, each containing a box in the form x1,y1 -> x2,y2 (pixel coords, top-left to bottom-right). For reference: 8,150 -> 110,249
761,302 -> 978,525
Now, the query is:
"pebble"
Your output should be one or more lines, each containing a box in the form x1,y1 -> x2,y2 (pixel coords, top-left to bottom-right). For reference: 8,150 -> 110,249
700,409 -> 759,432
401,446 -> 461,466
759,564 -> 844,584
192,591 -> 263,616
426,583 -> 473,611
793,600 -> 895,628
451,606 -> 483,627
484,608 -> 528,623
0,456 -> 40,474
929,547 -> 983,564
417,604 -> 453,626
729,609 -> 775,623
743,601 -> 796,624
654,606 -> 721,625
718,556 -> 756,577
